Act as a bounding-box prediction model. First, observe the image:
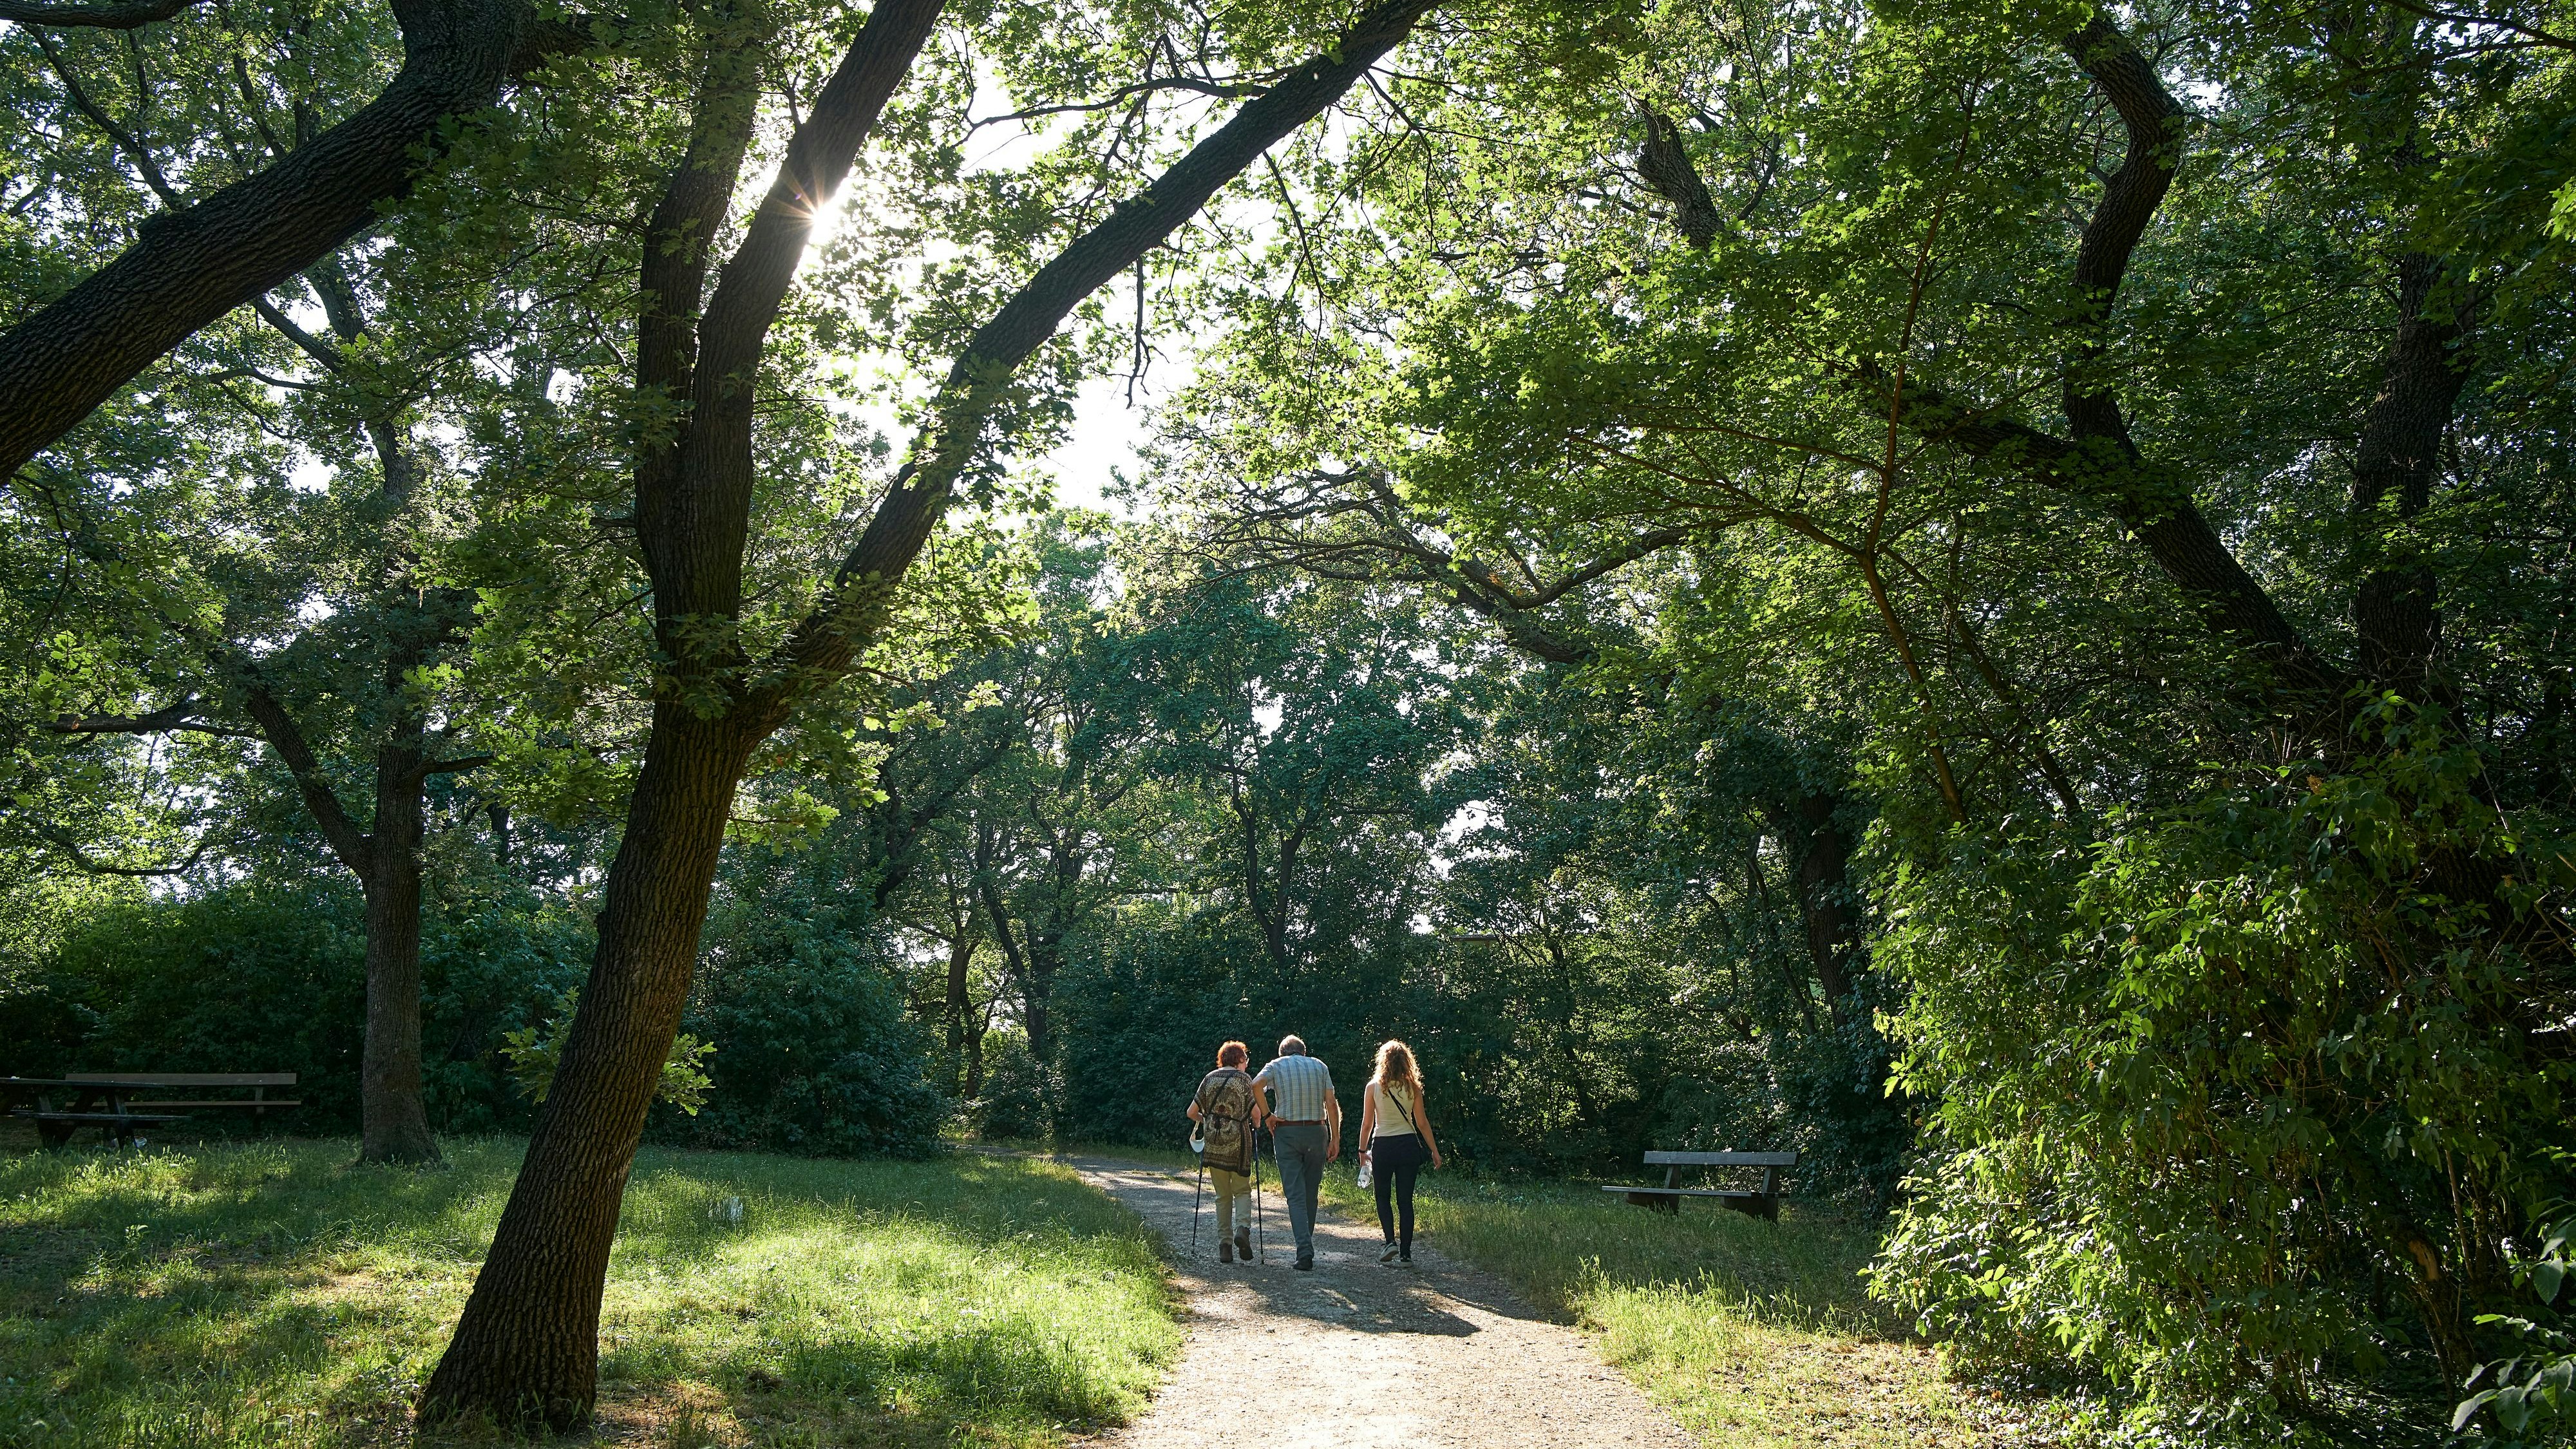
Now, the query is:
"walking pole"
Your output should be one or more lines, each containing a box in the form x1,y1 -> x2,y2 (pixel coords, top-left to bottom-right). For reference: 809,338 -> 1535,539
1191,1155 -> 1206,1252
1251,1125 -> 1267,1264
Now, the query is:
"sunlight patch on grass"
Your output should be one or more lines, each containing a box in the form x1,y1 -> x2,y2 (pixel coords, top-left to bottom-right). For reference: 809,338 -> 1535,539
1,1138 -> 1182,1448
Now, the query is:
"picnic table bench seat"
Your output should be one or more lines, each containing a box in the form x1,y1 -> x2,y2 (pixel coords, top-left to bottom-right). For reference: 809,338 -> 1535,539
1604,1150 -> 1798,1220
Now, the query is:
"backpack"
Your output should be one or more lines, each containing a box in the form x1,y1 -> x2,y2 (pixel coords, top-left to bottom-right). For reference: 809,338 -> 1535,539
1195,1068 -> 1253,1171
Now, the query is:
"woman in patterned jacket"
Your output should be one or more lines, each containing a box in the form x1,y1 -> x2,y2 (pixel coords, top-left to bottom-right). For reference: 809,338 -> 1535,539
1187,1040 -> 1262,1262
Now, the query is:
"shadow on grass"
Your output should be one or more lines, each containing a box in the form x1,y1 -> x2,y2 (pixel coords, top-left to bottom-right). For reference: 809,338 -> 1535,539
1310,1169 -> 1897,1339
1,1139 -> 1180,1449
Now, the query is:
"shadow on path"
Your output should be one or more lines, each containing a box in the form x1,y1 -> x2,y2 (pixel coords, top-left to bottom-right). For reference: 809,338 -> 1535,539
1065,1156 -> 1699,1449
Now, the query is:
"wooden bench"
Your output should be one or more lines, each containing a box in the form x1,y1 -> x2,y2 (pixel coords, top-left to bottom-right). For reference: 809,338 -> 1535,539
1603,1150 -> 1797,1220
3,1073 -> 299,1148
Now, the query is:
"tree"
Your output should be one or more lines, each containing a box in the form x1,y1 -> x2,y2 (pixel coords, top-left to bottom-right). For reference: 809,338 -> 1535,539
419,0 -> 1442,1424
1132,0 -> 2573,1423
0,7 -> 558,1161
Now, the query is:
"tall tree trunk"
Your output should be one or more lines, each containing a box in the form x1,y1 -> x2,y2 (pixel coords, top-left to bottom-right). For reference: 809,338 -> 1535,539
943,930 -> 973,1095
419,708 -> 755,1426
1022,969 -> 1054,1074
2351,251 -> 2471,694
1786,788 -> 1860,1016
359,718 -> 441,1163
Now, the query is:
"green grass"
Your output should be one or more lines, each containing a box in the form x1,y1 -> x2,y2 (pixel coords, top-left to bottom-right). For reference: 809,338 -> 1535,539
0,1137 -> 1182,1448
1316,1171 -> 2035,1448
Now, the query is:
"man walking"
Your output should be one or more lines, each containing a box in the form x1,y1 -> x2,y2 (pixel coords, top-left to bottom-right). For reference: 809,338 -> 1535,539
1252,1034 -> 1340,1271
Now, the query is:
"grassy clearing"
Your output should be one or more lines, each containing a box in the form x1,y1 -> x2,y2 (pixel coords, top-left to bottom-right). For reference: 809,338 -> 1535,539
1314,1170 -> 2042,1448
0,1137 -> 1180,1449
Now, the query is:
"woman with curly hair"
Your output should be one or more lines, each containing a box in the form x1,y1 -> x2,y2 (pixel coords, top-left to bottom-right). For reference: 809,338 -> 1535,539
1356,1038 -> 1444,1264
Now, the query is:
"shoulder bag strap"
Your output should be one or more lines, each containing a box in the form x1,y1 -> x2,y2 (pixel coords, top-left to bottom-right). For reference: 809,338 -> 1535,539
1380,1079 -> 1419,1133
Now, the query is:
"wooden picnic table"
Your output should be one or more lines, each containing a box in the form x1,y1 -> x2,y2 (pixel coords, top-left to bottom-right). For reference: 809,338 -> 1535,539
2,1073 -> 299,1148
1603,1149 -> 1799,1220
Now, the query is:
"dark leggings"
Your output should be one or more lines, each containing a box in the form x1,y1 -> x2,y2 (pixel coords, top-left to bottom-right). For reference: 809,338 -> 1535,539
1371,1133 -> 1427,1249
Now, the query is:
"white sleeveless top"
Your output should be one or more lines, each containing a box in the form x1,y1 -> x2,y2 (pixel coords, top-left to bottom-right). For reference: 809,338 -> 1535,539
1368,1081 -> 1419,1137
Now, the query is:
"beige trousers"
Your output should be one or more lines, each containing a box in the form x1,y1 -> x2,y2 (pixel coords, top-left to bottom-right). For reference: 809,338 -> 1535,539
1209,1166 -> 1251,1237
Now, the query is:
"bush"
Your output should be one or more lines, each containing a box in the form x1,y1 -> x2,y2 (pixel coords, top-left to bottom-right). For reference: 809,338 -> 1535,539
969,1032 -> 1054,1142
1,879 -> 592,1134
1053,925 -> 1244,1147
1872,705 -> 2576,1435
15,880 -> 368,1127
676,871 -> 948,1158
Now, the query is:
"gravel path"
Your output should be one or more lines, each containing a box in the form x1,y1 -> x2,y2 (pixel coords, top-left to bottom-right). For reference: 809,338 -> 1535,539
1066,1156 -> 1699,1449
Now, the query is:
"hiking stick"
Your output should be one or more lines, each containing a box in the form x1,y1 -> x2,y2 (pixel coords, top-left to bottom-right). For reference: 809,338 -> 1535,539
1191,1155 -> 1206,1251
1251,1125 -> 1267,1264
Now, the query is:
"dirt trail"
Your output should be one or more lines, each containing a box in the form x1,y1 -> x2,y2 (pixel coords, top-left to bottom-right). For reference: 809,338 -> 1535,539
1066,1156 -> 1698,1449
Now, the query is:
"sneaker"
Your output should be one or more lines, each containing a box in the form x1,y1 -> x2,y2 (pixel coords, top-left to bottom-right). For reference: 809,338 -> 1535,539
1399,1250 -> 1414,1265
1218,1239 -> 1234,1264
1294,1254 -> 1314,1271
1379,1243 -> 1399,1265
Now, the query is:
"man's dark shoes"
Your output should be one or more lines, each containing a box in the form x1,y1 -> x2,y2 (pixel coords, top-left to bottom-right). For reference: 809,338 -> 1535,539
1218,1239 -> 1234,1264
1294,1253 -> 1314,1271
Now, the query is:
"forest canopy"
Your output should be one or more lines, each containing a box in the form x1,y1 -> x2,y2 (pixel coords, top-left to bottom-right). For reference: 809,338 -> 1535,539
3,0 -> 2571,1439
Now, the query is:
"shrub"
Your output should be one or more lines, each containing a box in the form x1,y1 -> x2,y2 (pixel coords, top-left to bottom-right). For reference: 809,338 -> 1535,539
970,1032 -> 1054,1142
674,884 -> 947,1158
1873,704 -> 2576,1434
2,880 -> 592,1134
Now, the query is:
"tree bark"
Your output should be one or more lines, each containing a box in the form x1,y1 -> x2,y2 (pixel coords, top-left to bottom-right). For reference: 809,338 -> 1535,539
1781,788 -> 1859,1018
943,928 -> 973,1093
2351,251 -> 2471,692
0,0 -> 575,477
420,706 -> 757,1426
358,717 -> 442,1164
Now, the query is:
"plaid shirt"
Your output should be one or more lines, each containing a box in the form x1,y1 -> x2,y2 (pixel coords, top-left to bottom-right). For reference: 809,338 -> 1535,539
1255,1052 -> 1334,1122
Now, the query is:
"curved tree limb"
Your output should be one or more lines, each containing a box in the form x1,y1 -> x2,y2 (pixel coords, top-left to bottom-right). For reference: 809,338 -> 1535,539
0,0 -> 591,478
1844,17 -> 2341,701
764,0 -> 1443,703
0,0 -> 205,29
37,823 -> 218,876
1637,108 -> 1719,249
46,695 -> 261,739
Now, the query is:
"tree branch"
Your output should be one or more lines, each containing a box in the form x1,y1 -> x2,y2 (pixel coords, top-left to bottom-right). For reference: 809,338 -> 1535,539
39,823 -> 218,876
0,0 -> 591,477
46,695 -> 261,739
647,0 -> 949,618
763,0 -> 1442,703
1637,108 -> 1719,249
632,12 -> 775,580
0,0 -> 206,30
971,73 -> 1267,131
